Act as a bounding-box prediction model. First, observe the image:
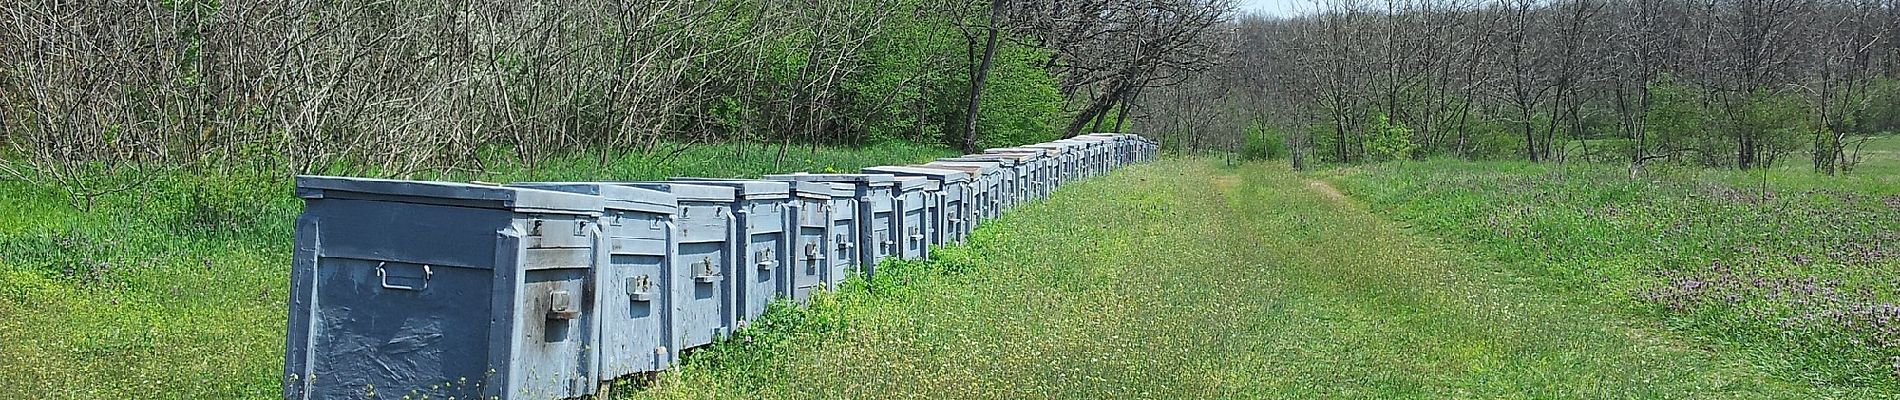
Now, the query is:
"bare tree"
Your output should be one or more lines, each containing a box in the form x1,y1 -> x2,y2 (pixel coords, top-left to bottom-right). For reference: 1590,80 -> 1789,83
1011,0 -> 1236,138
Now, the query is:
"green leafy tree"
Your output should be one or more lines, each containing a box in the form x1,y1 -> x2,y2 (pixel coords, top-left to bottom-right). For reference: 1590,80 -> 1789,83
969,42 -> 1065,148
1365,114 -> 1417,162
1643,77 -> 1711,165
1242,120 -> 1287,160
1729,90 -> 1808,168
842,1 -> 965,144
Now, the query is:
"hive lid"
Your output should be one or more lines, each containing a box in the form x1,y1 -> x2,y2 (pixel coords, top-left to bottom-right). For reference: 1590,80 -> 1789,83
973,151 -> 1043,162
893,176 -> 933,191
984,147 -> 1055,156
938,153 -> 1018,164
788,181 -> 834,199
921,161 -> 1000,175
1058,138 -> 1103,148
619,182 -> 737,203
296,175 -> 601,214
1022,142 -> 1078,151
821,182 -> 856,198
859,166 -> 971,183
666,178 -> 792,199
763,173 -> 897,187
507,182 -> 676,214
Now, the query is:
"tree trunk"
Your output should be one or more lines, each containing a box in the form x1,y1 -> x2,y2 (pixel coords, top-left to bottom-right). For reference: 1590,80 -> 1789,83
961,0 -> 1007,153
1111,86 -> 1140,132
1065,78 -> 1132,137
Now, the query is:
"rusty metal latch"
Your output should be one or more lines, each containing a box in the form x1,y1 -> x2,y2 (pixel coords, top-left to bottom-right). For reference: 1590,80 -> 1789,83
547,290 -> 579,320
627,275 -> 654,302
693,257 -> 722,283
755,248 -> 776,269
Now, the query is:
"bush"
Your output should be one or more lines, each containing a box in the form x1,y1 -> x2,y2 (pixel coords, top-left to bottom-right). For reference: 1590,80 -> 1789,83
1365,114 -> 1417,162
1242,121 -> 1288,160
972,43 -> 1066,149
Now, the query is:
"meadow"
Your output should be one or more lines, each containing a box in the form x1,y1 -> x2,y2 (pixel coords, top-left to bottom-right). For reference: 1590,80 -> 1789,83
619,157 -> 1863,398
1324,135 -> 1900,393
3,138 -> 1895,398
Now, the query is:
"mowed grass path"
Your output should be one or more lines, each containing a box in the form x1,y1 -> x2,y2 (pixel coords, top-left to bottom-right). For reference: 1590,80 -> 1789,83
632,158 -> 1811,399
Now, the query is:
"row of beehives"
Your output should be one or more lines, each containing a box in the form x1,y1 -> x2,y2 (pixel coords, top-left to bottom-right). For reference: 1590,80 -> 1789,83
281,133 -> 1158,399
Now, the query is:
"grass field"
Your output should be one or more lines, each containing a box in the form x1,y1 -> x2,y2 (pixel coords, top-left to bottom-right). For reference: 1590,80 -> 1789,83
1323,136 -> 1900,395
621,158 -> 1838,398
0,142 -> 956,399
4,138 -> 1894,398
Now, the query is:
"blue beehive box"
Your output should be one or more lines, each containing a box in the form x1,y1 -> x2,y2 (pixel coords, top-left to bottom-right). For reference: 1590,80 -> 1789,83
1072,135 -> 1117,174
921,161 -> 1002,224
978,151 -> 1049,201
986,147 -> 1060,197
860,166 -> 972,244
891,176 -> 937,259
1073,139 -> 1100,178
285,176 -> 605,400
815,182 -> 859,288
1020,142 -> 1077,186
937,157 -> 1019,211
664,179 -> 790,324
1081,133 -> 1128,168
764,173 -> 898,277
1018,151 -> 1049,200
945,154 -> 1041,206
785,181 -> 834,303
618,182 -> 737,351
505,182 -> 679,384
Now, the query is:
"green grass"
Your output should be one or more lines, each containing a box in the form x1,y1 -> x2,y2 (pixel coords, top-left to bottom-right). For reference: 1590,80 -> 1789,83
0,142 -> 955,399
7,142 -> 1889,398
1560,134 -> 1900,180
1323,146 -> 1900,395
621,158 -> 1815,398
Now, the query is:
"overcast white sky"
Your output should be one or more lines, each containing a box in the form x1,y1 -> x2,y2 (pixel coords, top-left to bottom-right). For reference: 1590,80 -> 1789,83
1234,0 -> 1311,17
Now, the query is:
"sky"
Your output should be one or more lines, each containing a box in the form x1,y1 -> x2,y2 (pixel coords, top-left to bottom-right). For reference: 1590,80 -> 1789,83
1234,0 -> 1311,17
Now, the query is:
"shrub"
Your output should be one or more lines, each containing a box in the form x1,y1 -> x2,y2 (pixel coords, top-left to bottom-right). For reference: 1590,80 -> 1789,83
1242,121 -> 1288,160
1365,114 -> 1417,162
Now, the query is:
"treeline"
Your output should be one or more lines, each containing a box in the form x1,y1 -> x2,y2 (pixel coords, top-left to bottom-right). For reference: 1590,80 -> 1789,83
1140,0 -> 1900,174
0,0 -> 1230,189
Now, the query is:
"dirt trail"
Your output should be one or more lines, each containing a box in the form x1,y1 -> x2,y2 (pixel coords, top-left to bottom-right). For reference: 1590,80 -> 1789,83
1305,179 -> 1347,203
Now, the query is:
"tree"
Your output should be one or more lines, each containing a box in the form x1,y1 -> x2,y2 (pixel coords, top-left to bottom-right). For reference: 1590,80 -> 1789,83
962,0 -> 1009,153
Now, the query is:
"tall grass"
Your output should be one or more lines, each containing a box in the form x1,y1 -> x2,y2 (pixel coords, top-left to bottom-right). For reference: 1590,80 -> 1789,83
1324,137 -> 1900,390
